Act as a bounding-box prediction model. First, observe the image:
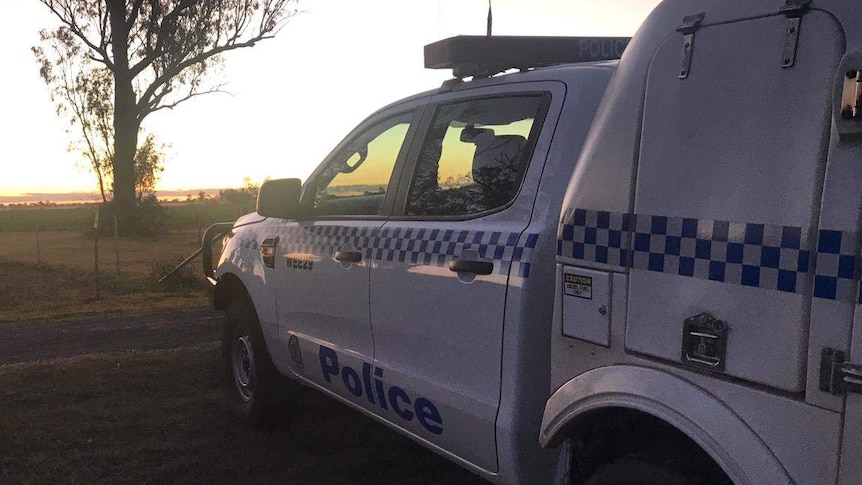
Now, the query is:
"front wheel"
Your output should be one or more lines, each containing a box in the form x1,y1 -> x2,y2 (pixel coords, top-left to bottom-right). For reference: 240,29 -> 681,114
223,296 -> 295,424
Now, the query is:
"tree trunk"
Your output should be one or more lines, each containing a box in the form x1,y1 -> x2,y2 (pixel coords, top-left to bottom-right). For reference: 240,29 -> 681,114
108,0 -> 139,233
112,82 -> 139,232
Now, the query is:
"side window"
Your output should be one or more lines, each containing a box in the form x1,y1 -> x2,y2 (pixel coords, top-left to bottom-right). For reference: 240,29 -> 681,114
405,95 -> 545,217
306,112 -> 414,217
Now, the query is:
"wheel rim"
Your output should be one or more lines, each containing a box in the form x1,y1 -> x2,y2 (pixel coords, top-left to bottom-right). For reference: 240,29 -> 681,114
232,333 -> 255,402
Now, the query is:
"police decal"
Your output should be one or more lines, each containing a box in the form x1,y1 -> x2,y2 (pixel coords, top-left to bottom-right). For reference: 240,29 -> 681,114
318,345 -> 444,435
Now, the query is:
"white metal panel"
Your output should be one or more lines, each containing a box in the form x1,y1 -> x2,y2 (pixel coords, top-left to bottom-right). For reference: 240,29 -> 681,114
371,219 -> 521,473
273,220 -> 382,410
562,267 -> 611,346
370,81 -> 565,474
839,305 -> 862,485
627,13 -> 843,392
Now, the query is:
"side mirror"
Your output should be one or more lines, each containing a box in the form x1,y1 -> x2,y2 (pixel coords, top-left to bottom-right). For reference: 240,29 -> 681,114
257,178 -> 302,219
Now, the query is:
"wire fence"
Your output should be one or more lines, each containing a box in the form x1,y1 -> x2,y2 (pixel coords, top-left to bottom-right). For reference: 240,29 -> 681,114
0,202 -> 241,296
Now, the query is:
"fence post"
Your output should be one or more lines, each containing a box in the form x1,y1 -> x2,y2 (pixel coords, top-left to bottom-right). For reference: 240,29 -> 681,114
113,213 -> 120,273
35,225 -> 41,263
94,206 -> 101,299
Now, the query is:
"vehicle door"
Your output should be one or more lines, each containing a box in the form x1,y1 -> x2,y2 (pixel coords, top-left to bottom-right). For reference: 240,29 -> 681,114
369,84 -> 562,472
272,103 -> 423,410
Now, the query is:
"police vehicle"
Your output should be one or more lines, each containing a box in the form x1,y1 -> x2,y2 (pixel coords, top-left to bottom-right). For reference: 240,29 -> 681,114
203,0 -> 862,483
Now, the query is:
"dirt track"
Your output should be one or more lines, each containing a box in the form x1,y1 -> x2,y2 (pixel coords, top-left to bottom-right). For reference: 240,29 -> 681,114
0,307 -> 221,365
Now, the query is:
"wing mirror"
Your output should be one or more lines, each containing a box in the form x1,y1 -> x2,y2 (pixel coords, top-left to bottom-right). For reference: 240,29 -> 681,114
257,178 -> 303,220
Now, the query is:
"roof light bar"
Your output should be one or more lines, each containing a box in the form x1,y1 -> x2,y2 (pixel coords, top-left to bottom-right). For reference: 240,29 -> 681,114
424,35 -> 631,79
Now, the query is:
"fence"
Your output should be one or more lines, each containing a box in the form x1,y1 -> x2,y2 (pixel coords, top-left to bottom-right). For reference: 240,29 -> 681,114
0,202 -> 241,297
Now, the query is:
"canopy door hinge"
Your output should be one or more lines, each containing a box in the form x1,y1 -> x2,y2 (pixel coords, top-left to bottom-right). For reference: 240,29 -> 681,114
676,12 -> 705,79
779,0 -> 811,68
819,348 -> 862,395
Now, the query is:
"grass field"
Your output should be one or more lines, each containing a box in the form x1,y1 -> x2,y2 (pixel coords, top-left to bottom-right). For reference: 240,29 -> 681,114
0,201 -> 246,233
0,229 -> 205,273
0,345 -> 486,484
0,257 -> 208,322
0,229 -> 212,322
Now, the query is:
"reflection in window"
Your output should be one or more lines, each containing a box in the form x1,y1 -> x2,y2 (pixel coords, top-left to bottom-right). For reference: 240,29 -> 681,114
308,112 -> 413,216
406,96 -> 544,216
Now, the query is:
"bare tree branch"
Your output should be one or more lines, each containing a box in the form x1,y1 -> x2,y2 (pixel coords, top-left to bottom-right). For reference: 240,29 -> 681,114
38,0 -> 115,70
143,84 -> 230,118
136,34 -> 273,115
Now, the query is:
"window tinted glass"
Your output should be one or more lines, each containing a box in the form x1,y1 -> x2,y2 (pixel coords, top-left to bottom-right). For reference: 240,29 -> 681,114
307,112 -> 413,217
406,96 -> 544,217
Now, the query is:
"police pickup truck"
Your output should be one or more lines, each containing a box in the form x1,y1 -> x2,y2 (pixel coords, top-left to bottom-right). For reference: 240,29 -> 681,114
203,0 -> 862,483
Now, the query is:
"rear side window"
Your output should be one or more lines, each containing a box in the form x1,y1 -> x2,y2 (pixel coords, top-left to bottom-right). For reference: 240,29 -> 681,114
405,95 -> 546,217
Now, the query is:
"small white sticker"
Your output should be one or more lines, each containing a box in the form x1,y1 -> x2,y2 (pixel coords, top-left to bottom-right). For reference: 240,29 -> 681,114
564,273 -> 593,299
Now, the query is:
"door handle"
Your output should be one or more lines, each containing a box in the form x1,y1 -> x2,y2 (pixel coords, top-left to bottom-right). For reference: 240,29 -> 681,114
334,250 -> 363,263
448,259 -> 494,275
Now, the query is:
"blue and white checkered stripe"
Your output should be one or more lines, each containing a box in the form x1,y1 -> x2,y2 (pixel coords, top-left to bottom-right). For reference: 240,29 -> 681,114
630,214 -> 812,294
558,208 -> 633,267
374,227 -> 537,278
281,225 -> 378,257
813,229 -> 860,303
250,225 -> 539,278
559,208 -> 862,303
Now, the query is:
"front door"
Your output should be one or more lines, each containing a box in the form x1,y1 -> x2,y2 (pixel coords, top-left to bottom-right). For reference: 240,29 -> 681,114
274,108 -> 420,410
370,89 -> 555,471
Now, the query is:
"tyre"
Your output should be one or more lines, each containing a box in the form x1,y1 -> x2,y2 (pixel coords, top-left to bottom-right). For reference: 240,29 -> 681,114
222,296 -> 295,424
584,455 -> 697,485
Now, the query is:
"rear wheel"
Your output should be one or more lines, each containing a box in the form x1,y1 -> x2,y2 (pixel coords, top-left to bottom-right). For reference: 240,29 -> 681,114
223,296 -> 295,424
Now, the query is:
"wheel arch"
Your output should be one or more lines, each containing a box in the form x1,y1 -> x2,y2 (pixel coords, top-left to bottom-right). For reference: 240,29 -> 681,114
540,365 -> 792,485
213,272 -> 250,311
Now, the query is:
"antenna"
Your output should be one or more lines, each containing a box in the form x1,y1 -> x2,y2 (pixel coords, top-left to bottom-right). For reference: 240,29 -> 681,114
487,0 -> 492,36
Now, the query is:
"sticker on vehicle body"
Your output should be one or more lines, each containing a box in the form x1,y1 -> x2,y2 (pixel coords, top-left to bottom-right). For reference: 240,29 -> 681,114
318,344 -> 444,435
564,273 -> 593,299
285,256 -> 313,271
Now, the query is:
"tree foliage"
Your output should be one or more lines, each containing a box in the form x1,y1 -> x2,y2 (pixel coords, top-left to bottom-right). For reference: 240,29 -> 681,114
219,176 -> 260,208
33,0 -> 296,230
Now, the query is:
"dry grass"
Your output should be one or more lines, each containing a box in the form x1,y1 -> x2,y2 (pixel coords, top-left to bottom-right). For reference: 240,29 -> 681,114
0,228 -> 217,322
0,257 -> 208,323
0,345 -> 486,484
0,229 -> 204,274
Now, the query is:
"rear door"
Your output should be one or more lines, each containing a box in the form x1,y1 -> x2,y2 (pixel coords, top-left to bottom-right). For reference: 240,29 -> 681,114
369,83 -> 562,472
626,9 -> 844,393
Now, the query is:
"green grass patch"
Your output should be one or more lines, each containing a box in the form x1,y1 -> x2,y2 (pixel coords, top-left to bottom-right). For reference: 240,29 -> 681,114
0,345 -> 486,484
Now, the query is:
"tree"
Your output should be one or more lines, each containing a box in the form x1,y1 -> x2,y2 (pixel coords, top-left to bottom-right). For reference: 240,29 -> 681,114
34,0 -> 295,230
34,35 -> 114,202
133,132 -> 167,202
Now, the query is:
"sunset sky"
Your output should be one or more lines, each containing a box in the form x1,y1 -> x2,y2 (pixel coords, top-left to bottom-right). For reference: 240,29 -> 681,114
0,0 -> 659,200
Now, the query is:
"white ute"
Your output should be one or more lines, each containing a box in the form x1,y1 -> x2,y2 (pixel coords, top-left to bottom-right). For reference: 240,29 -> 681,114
204,1 -> 862,483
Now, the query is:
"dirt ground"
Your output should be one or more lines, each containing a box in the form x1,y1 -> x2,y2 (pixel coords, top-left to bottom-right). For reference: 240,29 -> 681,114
0,307 -> 220,365
0,308 -> 489,484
